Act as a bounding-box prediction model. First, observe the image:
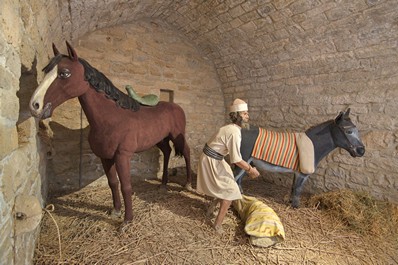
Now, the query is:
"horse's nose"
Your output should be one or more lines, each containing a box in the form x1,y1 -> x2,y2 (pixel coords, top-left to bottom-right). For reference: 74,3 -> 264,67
29,99 -> 41,117
31,101 -> 40,110
356,146 -> 365,156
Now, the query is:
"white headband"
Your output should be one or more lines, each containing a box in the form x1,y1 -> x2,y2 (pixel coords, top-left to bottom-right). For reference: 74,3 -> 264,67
230,98 -> 248,112
230,103 -> 248,112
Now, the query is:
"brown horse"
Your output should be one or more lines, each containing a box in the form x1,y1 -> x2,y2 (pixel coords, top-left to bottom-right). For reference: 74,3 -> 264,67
30,41 -> 192,229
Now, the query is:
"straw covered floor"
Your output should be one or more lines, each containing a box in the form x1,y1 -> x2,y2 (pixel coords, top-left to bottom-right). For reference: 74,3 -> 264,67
34,173 -> 398,264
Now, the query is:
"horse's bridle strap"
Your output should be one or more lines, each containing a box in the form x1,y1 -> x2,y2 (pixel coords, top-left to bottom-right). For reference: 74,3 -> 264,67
335,123 -> 355,149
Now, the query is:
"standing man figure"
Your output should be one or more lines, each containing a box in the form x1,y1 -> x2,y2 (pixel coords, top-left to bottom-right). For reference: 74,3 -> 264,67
196,98 -> 260,233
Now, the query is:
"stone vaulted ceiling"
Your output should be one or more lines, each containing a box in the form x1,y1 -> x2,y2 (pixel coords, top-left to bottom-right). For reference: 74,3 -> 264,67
64,0 -> 395,95
64,0 -> 324,85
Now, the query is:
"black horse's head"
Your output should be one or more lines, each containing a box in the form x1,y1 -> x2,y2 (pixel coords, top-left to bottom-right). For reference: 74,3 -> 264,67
332,108 -> 365,157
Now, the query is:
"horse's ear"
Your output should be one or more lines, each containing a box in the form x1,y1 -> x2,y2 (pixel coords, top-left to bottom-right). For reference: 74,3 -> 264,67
344,108 -> 351,118
65,41 -> 78,61
52,43 -> 60,56
335,111 -> 344,123
335,108 -> 351,123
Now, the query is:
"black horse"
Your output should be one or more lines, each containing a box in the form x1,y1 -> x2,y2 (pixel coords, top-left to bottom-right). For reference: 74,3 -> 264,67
235,108 -> 365,208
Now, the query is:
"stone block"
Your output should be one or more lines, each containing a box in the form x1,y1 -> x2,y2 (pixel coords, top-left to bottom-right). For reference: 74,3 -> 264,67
0,219 -> 13,265
0,125 -> 18,160
372,174 -> 394,189
301,13 -> 328,30
362,130 -> 394,150
355,88 -> 386,104
303,95 -> 330,106
0,0 -> 21,47
359,113 -> 394,130
348,169 -> 369,186
0,67 -> 14,91
229,5 -> 245,18
273,0 -> 295,10
324,167 -> 346,191
288,0 -> 321,15
365,156 -> 397,173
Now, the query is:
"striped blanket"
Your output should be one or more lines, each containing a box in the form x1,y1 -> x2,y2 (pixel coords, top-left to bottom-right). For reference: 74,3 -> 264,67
251,128 -> 315,173
252,128 -> 300,171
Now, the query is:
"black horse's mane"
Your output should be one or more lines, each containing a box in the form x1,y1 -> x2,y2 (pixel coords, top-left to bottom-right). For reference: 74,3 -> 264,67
306,116 -> 353,137
43,55 -> 140,111
306,120 -> 333,135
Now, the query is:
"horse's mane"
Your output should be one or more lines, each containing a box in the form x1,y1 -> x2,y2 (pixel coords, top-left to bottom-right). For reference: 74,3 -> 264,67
43,55 -> 141,112
305,120 -> 334,136
43,54 -> 63,73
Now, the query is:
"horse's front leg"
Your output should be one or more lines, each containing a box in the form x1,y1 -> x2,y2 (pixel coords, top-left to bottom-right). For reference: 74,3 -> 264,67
101,158 -> 122,218
234,166 -> 245,193
291,172 -> 310,208
234,157 -> 254,192
115,153 -> 133,224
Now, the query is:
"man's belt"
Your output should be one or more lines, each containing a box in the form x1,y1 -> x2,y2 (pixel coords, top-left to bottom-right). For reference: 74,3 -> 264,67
203,144 -> 224,160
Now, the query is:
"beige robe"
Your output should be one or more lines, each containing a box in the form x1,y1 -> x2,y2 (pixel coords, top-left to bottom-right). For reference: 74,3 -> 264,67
197,124 -> 243,201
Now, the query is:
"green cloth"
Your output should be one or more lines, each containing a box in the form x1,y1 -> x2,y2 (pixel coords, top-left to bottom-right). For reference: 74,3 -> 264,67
125,85 -> 159,106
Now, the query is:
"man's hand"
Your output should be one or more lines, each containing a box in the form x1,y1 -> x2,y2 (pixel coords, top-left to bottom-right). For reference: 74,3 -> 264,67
247,166 -> 260,179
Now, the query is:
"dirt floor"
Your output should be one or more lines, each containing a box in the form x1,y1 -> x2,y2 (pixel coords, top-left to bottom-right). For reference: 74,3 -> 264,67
34,174 -> 398,265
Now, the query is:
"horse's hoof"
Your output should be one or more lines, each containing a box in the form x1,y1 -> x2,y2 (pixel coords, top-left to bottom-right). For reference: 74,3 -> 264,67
184,183 -> 193,192
108,209 -> 122,219
291,200 -> 300,209
117,221 -> 132,233
158,184 -> 168,193
206,208 -> 216,219
213,224 -> 224,235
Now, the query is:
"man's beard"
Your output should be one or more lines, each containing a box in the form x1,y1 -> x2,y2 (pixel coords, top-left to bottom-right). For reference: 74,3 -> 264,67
236,119 -> 250,129
241,121 -> 250,129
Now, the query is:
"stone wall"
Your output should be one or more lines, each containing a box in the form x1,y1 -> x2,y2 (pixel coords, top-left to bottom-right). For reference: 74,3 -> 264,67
0,0 -> 64,264
158,0 -> 398,202
0,1 -> 397,264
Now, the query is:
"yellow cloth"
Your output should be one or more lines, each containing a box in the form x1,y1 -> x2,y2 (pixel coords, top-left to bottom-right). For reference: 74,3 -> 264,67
233,195 -> 285,247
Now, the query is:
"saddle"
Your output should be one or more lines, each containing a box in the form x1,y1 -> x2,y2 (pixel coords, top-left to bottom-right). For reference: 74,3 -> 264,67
251,128 -> 315,174
125,85 -> 159,106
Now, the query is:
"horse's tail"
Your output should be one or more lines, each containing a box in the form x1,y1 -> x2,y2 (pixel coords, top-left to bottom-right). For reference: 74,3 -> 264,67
170,104 -> 189,158
169,104 -> 192,186
173,134 -> 187,157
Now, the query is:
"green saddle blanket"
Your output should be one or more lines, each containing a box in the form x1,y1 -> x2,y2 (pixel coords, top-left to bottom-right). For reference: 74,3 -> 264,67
125,85 -> 159,106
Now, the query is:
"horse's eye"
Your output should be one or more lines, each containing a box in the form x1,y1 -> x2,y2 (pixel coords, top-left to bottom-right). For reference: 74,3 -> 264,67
59,69 -> 71,79
346,130 -> 353,135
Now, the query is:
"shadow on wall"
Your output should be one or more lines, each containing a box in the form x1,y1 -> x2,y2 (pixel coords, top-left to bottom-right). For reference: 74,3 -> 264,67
17,58 -> 38,145
46,121 -> 103,196
17,57 -> 51,198
46,121 -> 162,198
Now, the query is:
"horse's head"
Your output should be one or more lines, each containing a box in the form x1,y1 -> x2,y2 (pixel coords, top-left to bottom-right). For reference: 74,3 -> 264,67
30,41 -> 87,119
332,108 -> 365,157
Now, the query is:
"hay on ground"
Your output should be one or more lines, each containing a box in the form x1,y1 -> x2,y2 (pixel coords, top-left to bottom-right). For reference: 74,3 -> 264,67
34,175 -> 398,264
308,189 -> 398,238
